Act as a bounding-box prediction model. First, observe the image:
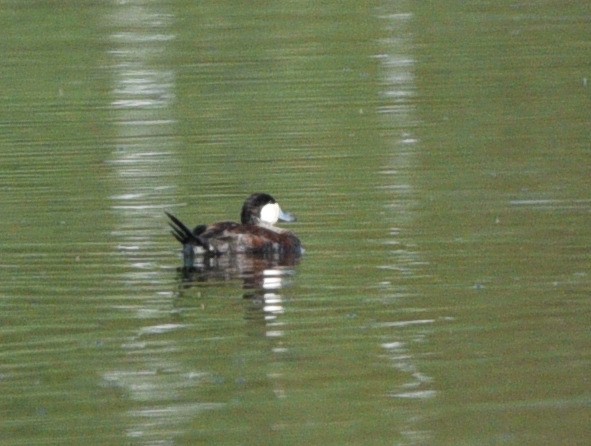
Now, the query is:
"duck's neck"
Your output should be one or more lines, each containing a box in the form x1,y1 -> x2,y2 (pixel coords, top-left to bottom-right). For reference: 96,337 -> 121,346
258,222 -> 285,233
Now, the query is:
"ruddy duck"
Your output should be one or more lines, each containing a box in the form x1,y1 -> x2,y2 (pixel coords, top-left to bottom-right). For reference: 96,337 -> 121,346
166,193 -> 303,267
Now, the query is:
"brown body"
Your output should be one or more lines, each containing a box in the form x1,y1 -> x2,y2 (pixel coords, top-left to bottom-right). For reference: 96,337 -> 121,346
194,222 -> 302,255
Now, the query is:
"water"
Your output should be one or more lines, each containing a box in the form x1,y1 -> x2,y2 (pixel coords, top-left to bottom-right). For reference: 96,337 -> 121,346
1,1 -> 590,445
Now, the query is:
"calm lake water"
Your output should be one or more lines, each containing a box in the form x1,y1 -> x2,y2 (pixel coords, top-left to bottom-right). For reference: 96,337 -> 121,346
1,1 -> 590,445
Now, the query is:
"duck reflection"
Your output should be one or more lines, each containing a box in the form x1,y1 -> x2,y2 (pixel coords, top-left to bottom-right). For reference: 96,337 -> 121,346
175,251 -> 300,310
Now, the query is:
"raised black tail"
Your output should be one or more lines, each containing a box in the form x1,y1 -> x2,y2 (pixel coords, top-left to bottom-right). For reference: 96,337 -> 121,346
165,211 -> 197,244
165,211 -> 206,268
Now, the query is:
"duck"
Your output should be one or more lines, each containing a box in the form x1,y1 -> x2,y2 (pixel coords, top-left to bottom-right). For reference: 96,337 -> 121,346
166,193 -> 303,268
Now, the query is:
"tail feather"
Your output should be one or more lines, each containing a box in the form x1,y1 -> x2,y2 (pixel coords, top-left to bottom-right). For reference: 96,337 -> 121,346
165,211 -> 197,244
169,222 -> 189,244
165,211 -> 204,268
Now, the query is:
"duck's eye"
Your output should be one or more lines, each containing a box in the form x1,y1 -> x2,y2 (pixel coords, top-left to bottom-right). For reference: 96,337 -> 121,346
260,203 -> 280,224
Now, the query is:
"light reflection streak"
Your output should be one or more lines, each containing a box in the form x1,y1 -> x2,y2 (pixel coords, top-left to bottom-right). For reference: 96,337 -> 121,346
377,5 -> 435,443
103,2 -> 211,444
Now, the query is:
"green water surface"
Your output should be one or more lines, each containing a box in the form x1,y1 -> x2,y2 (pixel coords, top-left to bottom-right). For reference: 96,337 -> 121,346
0,1 -> 589,445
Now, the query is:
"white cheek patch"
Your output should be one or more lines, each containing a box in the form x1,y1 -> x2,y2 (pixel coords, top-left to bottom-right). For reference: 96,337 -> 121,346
260,202 -> 280,224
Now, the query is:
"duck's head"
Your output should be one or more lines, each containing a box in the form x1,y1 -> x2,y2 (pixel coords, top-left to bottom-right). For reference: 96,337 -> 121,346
241,193 -> 296,225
